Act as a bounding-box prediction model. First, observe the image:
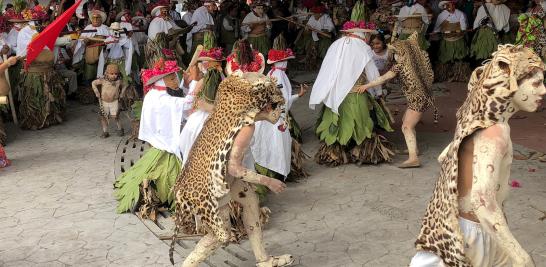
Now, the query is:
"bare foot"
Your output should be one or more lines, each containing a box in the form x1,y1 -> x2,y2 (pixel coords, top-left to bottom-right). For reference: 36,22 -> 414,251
398,158 -> 420,168
394,149 -> 420,155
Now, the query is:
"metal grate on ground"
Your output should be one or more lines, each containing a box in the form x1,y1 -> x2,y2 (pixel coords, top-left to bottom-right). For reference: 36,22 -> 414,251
115,138 -> 254,266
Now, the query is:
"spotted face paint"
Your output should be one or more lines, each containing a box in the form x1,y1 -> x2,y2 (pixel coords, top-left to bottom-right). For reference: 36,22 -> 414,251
514,70 -> 546,112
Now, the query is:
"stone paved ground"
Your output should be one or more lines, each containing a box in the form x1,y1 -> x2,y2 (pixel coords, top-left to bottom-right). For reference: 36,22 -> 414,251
1,89 -> 545,266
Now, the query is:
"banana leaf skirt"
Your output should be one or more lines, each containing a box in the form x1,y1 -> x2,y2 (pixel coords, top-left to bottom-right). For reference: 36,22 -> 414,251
438,37 -> 469,64
18,69 -> 66,130
471,27 -> 498,60
314,92 -> 394,166
248,35 -> 271,60
114,147 -> 181,214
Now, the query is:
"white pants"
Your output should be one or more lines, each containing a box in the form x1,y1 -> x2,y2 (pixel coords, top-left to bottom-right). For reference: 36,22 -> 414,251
410,217 -> 511,267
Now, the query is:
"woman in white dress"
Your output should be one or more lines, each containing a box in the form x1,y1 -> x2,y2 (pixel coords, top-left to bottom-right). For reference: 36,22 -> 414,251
251,38 -> 307,181
179,45 -> 226,164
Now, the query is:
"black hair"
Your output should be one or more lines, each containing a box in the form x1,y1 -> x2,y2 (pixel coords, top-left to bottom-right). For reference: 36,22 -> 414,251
370,33 -> 387,50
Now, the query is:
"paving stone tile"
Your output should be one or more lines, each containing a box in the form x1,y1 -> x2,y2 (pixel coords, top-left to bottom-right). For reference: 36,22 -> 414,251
1,95 -> 545,266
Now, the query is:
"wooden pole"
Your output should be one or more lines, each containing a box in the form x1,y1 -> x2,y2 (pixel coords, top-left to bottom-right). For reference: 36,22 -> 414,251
3,55 -> 18,126
277,16 -> 332,38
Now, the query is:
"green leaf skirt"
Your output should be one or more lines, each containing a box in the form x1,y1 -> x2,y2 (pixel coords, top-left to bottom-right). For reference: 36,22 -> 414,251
438,37 -> 469,64
471,27 -> 498,60
114,147 -> 181,213
248,35 -> 271,60
315,93 -> 393,147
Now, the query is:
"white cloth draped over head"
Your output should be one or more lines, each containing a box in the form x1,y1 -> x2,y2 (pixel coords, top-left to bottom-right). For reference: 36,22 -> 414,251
309,36 -> 381,114
433,9 -> 467,32
473,3 -> 510,32
306,14 -> 335,41
251,62 -> 299,176
104,35 -> 134,75
72,24 -> 111,78
139,79 -> 190,157
148,17 -> 180,40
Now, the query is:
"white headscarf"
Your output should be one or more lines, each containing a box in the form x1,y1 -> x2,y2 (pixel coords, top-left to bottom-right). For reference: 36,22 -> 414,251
309,36 -> 381,113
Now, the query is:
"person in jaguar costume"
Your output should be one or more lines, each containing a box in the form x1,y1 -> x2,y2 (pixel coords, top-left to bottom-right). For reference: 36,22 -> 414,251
171,72 -> 294,267
410,45 -> 544,267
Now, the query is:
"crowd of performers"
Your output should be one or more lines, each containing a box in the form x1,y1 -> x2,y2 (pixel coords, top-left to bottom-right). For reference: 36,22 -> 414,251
0,0 -> 545,266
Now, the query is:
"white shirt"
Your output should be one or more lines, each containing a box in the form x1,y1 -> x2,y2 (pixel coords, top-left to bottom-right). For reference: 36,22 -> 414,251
398,3 -> 430,24
182,11 -> 193,25
473,3 -> 510,32
0,33 -> 9,51
72,24 -> 111,65
190,6 -> 214,34
170,10 -> 182,21
105,35 -> 134,75
294,7 -> 309,24
139,80 -> 189,156
241,12 -> 269,36
148,16 -> 179,40
433,9 -> 467,33
223,16 -> 235,31
306,14 -> 335,41
6,28 -> 20,55
17,25 -> 70,63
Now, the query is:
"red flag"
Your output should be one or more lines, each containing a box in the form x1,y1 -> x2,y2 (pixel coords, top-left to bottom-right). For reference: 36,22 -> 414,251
24,0 -> 83,69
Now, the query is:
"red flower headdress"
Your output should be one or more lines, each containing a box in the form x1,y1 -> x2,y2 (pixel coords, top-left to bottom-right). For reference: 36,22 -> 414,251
22,5 -> 49,21
4,9 -> 24,21
302,0 -> 316,9
310,5 -> 325,14
342,20 -> 377,31
141,58 -> 180,95
198,47 -> 224,61
267,48 -> 294,64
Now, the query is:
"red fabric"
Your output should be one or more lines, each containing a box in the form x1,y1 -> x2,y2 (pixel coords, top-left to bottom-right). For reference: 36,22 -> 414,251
151,85 -> 167,91
310,5 -> 325,14
0,144 -> 10,168
267,48 -> 294,62
271,66 -> 286,72
303,0 -> 316,9
24,0 -> 82,70
199,47 -> 224,60
141,59 -> 180,95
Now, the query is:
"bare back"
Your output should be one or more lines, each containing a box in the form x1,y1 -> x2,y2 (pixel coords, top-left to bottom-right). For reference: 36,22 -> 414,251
457,123 -> 512,222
